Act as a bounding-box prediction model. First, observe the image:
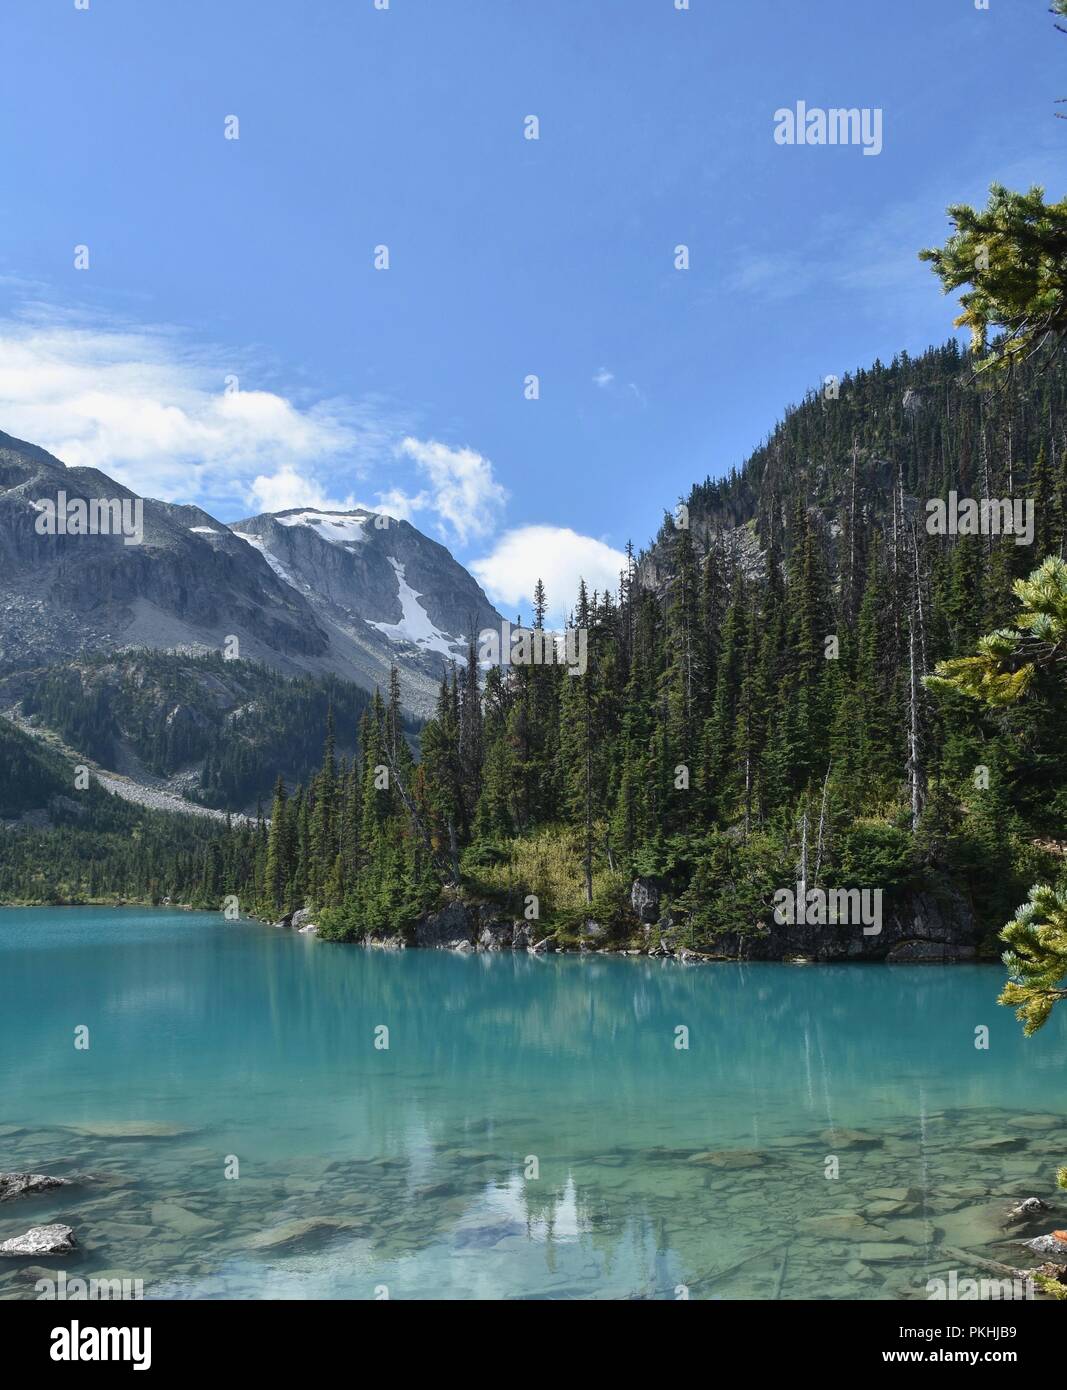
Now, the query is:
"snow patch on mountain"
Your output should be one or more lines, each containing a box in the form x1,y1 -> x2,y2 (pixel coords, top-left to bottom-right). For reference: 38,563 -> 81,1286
368,558 -> 464,660
233,531 -> 299,587
275,510 -> 371,546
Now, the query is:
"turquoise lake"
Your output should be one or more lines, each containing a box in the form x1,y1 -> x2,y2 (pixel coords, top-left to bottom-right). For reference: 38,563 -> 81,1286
1,907 -> 1065,1300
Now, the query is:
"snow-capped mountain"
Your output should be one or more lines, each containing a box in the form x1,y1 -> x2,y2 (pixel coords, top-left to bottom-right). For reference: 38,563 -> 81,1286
229,507 -> 503,711
0,430 -> 503,717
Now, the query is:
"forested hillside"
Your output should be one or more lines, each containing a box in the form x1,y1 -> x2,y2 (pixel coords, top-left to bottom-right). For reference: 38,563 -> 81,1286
0,717 -> 243,904
3,338 -> 1064,956
3,652 -> 403,811
279,340 -> 1067,950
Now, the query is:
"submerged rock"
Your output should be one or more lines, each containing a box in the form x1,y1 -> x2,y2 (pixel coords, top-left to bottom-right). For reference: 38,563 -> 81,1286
412,1181 -> 458,1199
936,1200 -> 1015,1249
0,1224 -> 76,1256
819,1128 -> 884,1150
0,1173 -> 71,1203
453,1220 -> 524,1249
67,1121 -> 194,1139
855,1241 -> 921,1262
865,1198 -> 919,1218
687,1149 -> 769,1169
798,1212 -> 888,1239
247,1217 -> 365,1251
868,1187 -> 924,1204
882,1218 -> 935,1245
962,1136 -> 1028,1153
149,1202 -> 218,1237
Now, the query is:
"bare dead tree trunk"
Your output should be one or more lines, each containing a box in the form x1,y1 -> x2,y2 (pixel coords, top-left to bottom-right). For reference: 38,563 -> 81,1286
799,803 -> 809,899
584,686 -> 594,906
907,608 -> 926,834
980,406 -> 993,557
744,751 -> 752,841
447,817 -> 460,885
910,521 -> 929,673
384,746 -> 457,886
584,763 -> 593,906
813,763 -> 831,889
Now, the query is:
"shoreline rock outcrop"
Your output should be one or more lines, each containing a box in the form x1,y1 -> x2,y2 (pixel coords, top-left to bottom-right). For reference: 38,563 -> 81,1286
262,875 -> 982,965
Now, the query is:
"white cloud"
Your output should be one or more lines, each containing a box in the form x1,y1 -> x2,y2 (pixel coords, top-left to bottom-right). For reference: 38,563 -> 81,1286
471,525 -> 628,623
247,467 -> 366,515
593,367 -> 614,388
396,436 -> 507,545
371,486 -> 430,524
0,313 -> 400,515
0,309 -> 509,548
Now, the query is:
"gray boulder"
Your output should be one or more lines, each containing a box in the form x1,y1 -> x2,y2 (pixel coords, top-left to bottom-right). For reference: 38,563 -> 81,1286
0,1224 -> 77,1256
1007,1197 -> 1049,1223
0,1173 -> 71,1203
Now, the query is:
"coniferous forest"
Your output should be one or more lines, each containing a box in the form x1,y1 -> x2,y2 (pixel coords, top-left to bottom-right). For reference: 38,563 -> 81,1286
5,338 -> 1065,958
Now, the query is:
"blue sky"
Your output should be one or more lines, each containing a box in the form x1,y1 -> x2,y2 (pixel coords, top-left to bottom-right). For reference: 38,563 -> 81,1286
0,0 -> 1062,620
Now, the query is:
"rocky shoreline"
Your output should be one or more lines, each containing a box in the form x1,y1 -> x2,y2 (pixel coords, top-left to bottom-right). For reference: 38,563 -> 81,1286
267,874 -> 987,965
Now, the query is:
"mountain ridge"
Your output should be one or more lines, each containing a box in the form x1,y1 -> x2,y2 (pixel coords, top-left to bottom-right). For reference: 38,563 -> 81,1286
0,431 -> 504,717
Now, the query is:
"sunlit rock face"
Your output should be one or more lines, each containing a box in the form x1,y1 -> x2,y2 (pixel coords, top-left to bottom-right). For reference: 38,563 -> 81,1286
0,428 -> 502,717
231,505 -> 503,715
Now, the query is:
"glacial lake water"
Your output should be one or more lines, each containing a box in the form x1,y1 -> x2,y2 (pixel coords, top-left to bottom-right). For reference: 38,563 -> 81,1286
1,906 -> 1065,1301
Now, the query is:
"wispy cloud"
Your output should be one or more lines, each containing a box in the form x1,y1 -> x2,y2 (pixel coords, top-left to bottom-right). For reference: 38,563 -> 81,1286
725,152 -> 1066,313
393,437 -> 507,546
0,304 -> 517,547
0,309 -> 398,517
